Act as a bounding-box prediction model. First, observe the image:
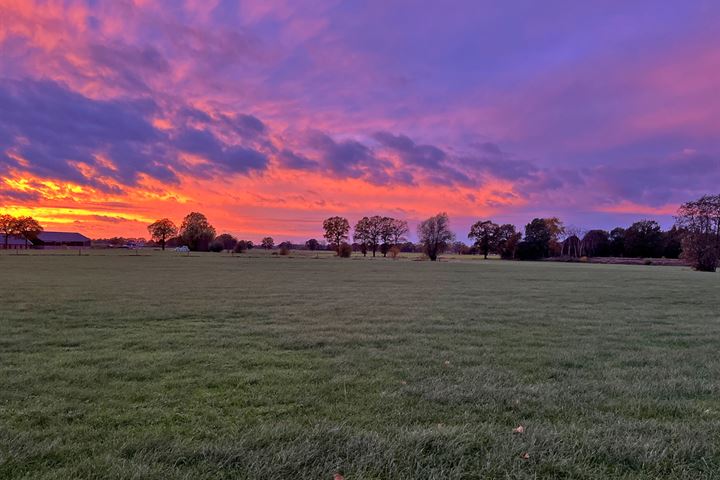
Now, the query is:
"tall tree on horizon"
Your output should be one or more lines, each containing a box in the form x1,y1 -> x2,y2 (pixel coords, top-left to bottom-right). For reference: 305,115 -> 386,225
147,218 -> 178,251
322,216 -> 350,254
418,212 -> 455,261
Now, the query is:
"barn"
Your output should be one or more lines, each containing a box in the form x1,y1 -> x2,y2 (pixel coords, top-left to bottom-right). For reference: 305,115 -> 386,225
0,235 -> 33,249
35,231 -> 92,248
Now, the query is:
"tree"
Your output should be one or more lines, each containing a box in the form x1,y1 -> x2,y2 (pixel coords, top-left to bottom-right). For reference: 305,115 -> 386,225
0,214 -> 19,250
261,237 -> 274,250
179,212 -> 216,251
609,227 -> 626,256
15,216 -> 43,247
418,212 -> 455,261
234,240 -> 252,253
305,238 -> 320,251
676,194 -> 720,272
323,216 -> 350,254
215,233 -> 238,251
495,224 -> 521,259
581,230 -> 610,257
353,216 -> 384,257
624,220 -> 663,258
468,220 -> 499,259
522,217 -> 564,258
387,218 -> 409,246
662,226 -> 684,259
147,218 -> 178,251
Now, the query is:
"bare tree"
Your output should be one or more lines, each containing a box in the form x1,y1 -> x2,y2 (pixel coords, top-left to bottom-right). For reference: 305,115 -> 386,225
418,212 -> 455,261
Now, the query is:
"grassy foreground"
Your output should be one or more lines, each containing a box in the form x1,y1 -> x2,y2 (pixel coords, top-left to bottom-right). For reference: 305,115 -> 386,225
1,250 -> 719,479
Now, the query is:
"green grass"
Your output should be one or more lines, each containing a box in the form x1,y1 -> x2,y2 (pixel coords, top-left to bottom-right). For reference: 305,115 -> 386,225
1,250 -> 719,479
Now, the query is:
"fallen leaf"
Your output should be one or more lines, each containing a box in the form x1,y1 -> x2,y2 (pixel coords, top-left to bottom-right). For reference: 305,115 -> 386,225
520,452 -> 530,460
333,473 -> 345,480
513,425 -> 524,434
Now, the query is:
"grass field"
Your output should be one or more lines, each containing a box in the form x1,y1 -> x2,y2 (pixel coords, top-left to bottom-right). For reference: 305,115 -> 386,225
1,250 -> 719,479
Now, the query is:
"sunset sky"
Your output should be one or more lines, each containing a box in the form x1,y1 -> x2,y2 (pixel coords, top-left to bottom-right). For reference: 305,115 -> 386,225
1,0 -> 719,241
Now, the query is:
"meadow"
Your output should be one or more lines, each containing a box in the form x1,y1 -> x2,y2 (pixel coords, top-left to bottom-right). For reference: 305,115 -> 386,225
0,249 -> 719,479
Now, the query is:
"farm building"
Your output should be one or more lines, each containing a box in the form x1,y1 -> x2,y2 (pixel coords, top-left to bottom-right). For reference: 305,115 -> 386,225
0,235 -> 33,249
35,231 -> 92,248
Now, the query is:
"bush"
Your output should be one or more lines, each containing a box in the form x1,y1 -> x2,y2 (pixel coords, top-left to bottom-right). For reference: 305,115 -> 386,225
338,242 -> 352,258
389,246 -> 401,259
233,240 -> 247,253
515,241 -> 545,260
279,246 -> 290,256
208,241 -> 224,252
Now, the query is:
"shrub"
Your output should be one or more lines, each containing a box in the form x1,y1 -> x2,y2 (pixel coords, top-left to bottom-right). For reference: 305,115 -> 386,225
389,246 -> 401,259
208,241 -> 224,252
338,242 -> 352,258
279,246 -> 290,256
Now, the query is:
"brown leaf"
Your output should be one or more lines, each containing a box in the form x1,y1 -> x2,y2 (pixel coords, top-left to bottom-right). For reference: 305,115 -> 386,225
513,425 -> 525,434
334,473 -> 345,480
520,452 -> 530,460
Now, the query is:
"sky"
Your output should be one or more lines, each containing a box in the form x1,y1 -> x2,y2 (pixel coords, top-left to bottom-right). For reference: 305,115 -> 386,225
1,0 -> 719,241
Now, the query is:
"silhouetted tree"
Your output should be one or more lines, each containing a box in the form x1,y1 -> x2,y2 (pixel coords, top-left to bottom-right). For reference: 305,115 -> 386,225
676,194 -> 720,271
495,224 -> 521,259
468,220 -> 499,259
418,212 -> 455,261
147,218 -> 178,251
354,216 -> 384,257
625,220 -> 663,258
261,237 -> 274,250
580,230 -> 609,257
609,227 -> 626,256
322,216 -> 350,254
15,216 -> 43,247
662,226 -> 684,259
0,214 -> 18,249
305,238 -> 320,251
215,233 -> 238,251
179,213 -> 216,251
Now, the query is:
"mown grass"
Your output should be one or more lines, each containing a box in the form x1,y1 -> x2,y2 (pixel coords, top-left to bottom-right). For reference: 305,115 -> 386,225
0,250 -> 719,479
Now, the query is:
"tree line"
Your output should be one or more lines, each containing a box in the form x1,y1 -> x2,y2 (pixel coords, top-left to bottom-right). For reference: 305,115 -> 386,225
142,194 -> 718,271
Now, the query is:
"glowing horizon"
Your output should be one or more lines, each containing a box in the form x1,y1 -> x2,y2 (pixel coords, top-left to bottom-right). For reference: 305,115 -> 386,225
1,1 -> 718,241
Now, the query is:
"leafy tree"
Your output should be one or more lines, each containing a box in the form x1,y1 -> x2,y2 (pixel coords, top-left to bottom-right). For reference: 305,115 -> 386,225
624,220 -> 663,258
15,216 -> 43,247
417,212 -> 455,261
581,230 -> 610,257
305,238 -> 320,251
353,216 -> 384,257
676,194 -> 720,271
387,218 -> 409,246
215,233 -> 238,251
322,216 -> 350,253
662,226 -> 684,259
179,212 -> 216,251
495,224 -> 521,259
468,220 -> 499,259
609,227 -> 626,256
521,217 -> 564,258
147,218 -> 178,251
261,237 -> 274,250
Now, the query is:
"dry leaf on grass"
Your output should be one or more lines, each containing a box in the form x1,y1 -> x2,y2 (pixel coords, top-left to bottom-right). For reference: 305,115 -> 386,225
513,425 -> 524,434
520,452 -> 530,460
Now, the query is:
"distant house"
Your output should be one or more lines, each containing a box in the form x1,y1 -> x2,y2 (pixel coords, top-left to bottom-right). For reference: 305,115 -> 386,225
35,231 -> 91,248
0,235 -> 33,249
